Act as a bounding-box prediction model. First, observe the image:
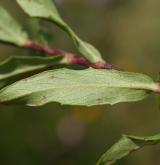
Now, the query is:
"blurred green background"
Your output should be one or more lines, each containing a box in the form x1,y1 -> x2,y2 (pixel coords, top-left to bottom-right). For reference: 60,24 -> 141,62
0,0 -> 160,164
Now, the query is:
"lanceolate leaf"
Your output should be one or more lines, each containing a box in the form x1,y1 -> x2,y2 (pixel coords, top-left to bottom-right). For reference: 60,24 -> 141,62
0,68 -> 158,106
16,0 -> 103,63
96,134 -> 160,165
0,56 -> 62,87
0,7 -> 28,46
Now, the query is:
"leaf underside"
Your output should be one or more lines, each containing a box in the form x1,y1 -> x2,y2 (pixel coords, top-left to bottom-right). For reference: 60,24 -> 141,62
0,68 -> 155,106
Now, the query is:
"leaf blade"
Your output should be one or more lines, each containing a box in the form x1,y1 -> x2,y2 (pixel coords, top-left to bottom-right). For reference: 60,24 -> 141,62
0,68 -> 156,106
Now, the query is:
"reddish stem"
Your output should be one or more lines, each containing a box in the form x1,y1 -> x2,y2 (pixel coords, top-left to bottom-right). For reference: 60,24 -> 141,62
25,41 -> 62,55
24,41 -> 115,69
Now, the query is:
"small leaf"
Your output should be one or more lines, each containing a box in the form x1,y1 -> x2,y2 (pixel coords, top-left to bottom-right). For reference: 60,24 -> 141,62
0,7 -> 28,46
96,134 -> 160,165
0,56 -> 62,88
0,68 -> 157,106
16,0 -> 103,63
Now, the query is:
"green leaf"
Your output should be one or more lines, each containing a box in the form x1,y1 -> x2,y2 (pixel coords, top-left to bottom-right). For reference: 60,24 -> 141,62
0,68 -> 157,106
16,0 -> 103,63
0,56 -> 62,88
96,134 -> 160,165
0,7 -> 28,46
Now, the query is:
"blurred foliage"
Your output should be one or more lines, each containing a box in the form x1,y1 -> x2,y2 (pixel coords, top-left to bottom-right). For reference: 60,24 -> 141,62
0,0 -> 160,165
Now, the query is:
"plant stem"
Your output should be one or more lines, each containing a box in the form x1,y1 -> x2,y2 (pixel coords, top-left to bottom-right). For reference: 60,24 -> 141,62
24,40 -> 117,70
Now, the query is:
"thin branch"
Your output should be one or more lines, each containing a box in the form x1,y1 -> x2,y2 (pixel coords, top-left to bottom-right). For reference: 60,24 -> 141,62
24,40 -> 117,70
